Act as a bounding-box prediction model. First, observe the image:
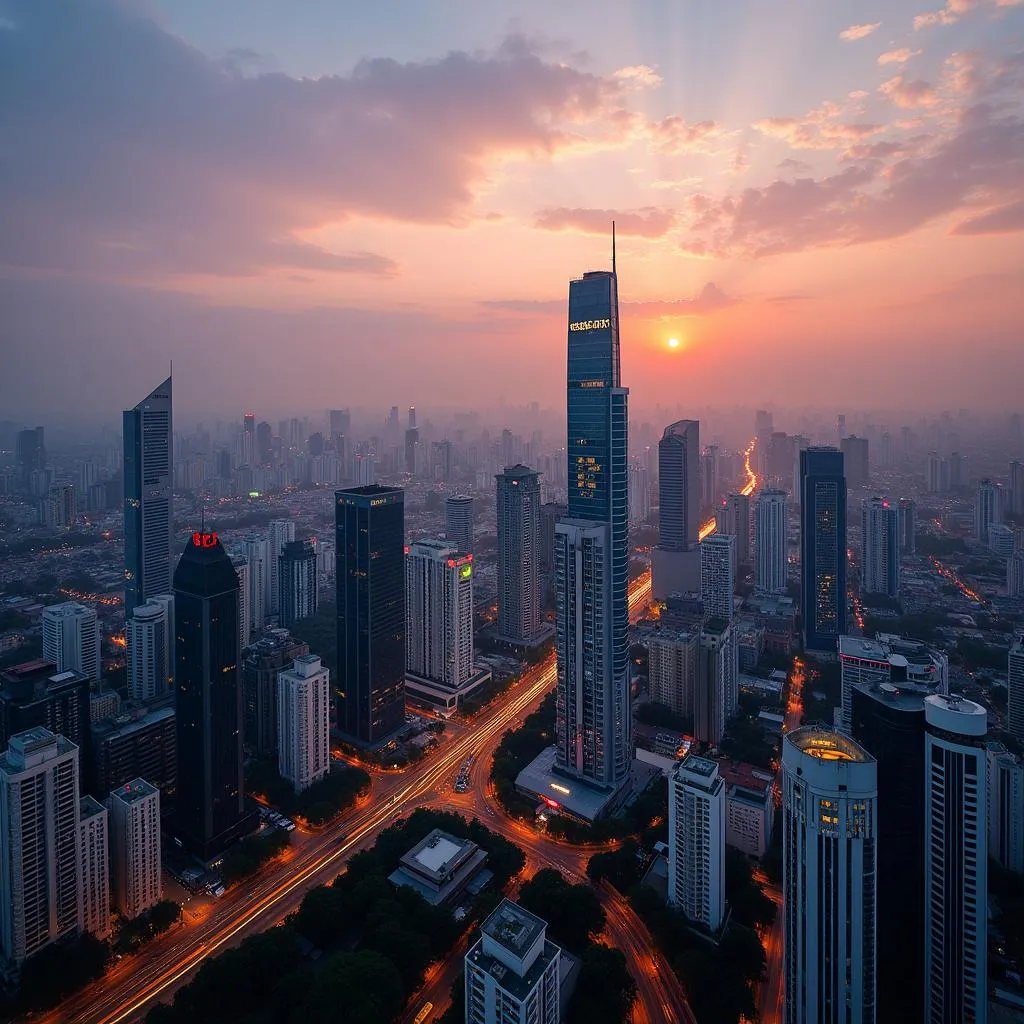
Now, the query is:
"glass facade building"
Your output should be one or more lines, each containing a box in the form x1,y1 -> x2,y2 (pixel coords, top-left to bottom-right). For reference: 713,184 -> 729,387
800,447 -> 848,651
123,376 -> 173,619
554,266 -> 631,789
335,485 -> 405,746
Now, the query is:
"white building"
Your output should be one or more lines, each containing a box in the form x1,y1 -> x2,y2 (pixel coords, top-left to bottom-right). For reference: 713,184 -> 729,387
668,755 -> 725,931
987,743 -> 1024,876
647,629 -> 698,717
861,497 -> 900,597
923,694 -> 987,1024
782,727 -> 877,1024
0,729 -> 83,967
277,654 -> 331,794
78,796 -> 110,940
700,533 -> 735,623
126,596 -> 174,702
231,555 -> 253,649
244,533 -> 268,636
266,519 -> 295,616
1008,551 -> 1024,599
989,523 -> 1016,558
976,479 -> 1002,545
465,899 -> 561,1024
109,779 -> 163,920
628,460 -> 651,526
754,489 -> 787,595
718,760 -> 775,859
1010,634 -> 1024,742
42,601 -> 101,683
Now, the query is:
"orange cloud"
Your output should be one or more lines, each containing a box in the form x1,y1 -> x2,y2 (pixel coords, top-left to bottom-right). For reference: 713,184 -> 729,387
880,75 -> 940,108
879,48 -> 922,64
840,22 -> 882,40
535,206 -> 676,237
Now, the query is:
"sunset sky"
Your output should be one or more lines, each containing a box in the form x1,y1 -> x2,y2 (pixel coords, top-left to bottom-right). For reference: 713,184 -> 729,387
2,0 -> 1023,422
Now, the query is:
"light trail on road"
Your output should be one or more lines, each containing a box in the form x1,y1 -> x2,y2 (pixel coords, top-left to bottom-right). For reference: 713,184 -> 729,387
698,438 -> 758,541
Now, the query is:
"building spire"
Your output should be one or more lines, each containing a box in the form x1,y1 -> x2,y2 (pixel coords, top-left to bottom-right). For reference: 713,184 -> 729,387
612,220 -> 616,276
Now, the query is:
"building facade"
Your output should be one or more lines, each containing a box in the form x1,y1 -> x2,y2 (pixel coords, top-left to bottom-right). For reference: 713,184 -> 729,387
126,596 -> 174,702
90,704 -> 176,806
976,479 -> 1002,545
278,540 -> 317,628
496,465 -> 544,644
277,654 -> 331,794
78,795 -> 110,940
652,419 -> 699,600
754,488 -> 787,595
700,534 -> 735,623
987,743 -> 1024,876
718,492 -> 751,565
1010,634 -> 1024,742
241,630 -> 309,760
647,629 -> 698,717
108,779 -> 162,920
41,602 -> 101,684
861,497 -> 900,597
266,519 -> 296,618
445,495 -> 474,556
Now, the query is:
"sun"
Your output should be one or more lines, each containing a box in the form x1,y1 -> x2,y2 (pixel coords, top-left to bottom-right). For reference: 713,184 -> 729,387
667,337 -> 680,349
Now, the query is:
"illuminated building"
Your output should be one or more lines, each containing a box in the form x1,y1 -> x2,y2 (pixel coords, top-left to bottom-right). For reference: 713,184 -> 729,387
123,376 -> 173,618
496,465 -> 545,645
717,492 -> 750,565
700,534 -> 734,623
109,779 -> 162,920
445,494 -> 474,555
840,435 -> 869,489
335,485 -> 406,746
976,479 -> 1003,545
782,726 -> 877,1024
898,498 -> 916,554
42,601 -> 100,684
987,743 -> 1024,875
800,447 -> 847,652
754,489 -> 787,595
172,531 -> 253,859
861,497 -> 900,597
126,596 -> 174,702
277,654 -> 330,794
78,795 -> 110,940
266,519 -> 296,617
278,539 -> 317,628
652,420 -> 700,600
647,629 -> 698,717
923,694 -> 987,1024
242,630 -> 309,759
465,899 -> 561,1024
668,755 -> 725,931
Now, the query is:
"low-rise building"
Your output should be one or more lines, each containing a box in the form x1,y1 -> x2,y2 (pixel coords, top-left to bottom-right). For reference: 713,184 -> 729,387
717,759 -> 775,858
387,828 -> 489,906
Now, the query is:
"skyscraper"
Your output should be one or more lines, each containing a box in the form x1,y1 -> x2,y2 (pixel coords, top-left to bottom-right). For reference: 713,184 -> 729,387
241,630 -> 309,759
278,539 -> 317,628
15,426 -> 46,490
800,447 -> 848,651
445,494 -> 474,555
694,622 -> 733,746
700,534 -> 734,623
987,743 -> 1024,875
554,253 -> 630,792
782,727 -> 877,1024
976,479 -> 1002,545
108,779 -> 162,920
244,533 -> 269,636
42,601 -> 101,683
754,488 -> 787,595
126,596 -> 174,702
658,419 -> 699,551
335,485 -> 406,746
628,460 -> 651,526
647,628 -> 698,717
78,795 -> 110,940
861,497 -> 900,597
172,530 -> 251,859
923,694 -> 987,1024
1010,459 -> 1024,516
277,654 -> 331,794
231,555 -> 252,649
898,498 -> 916,554
266,520 -> 296,617
717,492 -> 751,565
668,755 -> 725,931
840,434 -> 869,489
1009,633 -> 1024,742
123,376 -> 173,618
496,465 -> 544,645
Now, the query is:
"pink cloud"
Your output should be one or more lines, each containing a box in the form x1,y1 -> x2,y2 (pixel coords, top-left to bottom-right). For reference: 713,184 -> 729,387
535,206 -> 676,237
952,198 -> 1024,233
645,115 -> 723,154
840,22 -> 882,40
915,0 -> 1021,29
880,75 -> 940,108
879,48 -> 922,64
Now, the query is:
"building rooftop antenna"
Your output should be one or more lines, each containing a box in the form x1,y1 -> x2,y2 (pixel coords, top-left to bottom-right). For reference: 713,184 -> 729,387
612,220 -> 616,276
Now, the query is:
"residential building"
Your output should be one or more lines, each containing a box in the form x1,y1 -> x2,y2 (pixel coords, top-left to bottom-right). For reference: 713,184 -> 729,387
0,660 -> 90,767
90,705 -> 176,806
976,479 -> 1002,545
244,533 -> 269,637
78,795 -> 110,940
277,654 -> 331,794
700,534 -> 734,623
987,743 -> 1024,876
693,620 -> 734,746
43,483 -> 76,528
1010,459 -> 1024,516
628,460 -> 651,526
717,760 -> 774,858
266,519 -> 296,617
718,492 -> 751,565
861,497 -> 900,597
1010,635 -> 1024,743
647,629 -> 698,717
278,539 -> 317,628
988,523 -> 1016,558
445,495 -> 474,555
668,755 -> 725,931
108,779 -> 162,920
41,601 -> 101,683
653,419 -> 700,600
242,630 -> 309,759
126,596 -> 174,702
496,465 -> 544,645
754,489 -> 787,595
1009,550 -> 1024,599
898,498 -> 916,555
231,555 -> 252,649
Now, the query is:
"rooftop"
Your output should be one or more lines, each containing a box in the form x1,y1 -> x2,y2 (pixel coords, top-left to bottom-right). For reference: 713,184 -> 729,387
717,759 -> 774,795
111,778 -> 159,804
787,726 -> 871,763
414,833 -> 464,875
482,899 -> 547,958
80,795 -> 106,820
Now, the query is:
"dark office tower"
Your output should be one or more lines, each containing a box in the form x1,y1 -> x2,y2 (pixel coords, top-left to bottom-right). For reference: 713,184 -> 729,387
555,247 -> 631,792
256,421 -> 273,464
445,495 -> 474,555
335,486 -> 405,746
242,632 -> 309,759
123,377 -> 173,618
539,500 -> 568,578
898,498 -> 916,554
800,447 -> 847,652
329,409 -> 350,440
307,431 -> 325,457
279,540 -> 317,628
658,420 -> 700,551
242,412 -> 256,467
91,705 -> 177,806
861,498 -> 900,597
840,435 -> 869,489
216,449 -> 231,480
404,427 -> 420,475
408,406 -> 416,430
15,427 -> 45,488
496,466 -> 543,644
172,530 -> 250,859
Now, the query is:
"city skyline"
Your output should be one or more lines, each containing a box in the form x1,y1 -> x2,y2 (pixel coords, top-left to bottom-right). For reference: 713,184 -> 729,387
2,0 -> 1023,421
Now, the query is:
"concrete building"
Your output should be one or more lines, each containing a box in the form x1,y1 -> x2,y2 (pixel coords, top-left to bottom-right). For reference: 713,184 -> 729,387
840,435 -> 869,489
861,497 -> 900,597
43,482 -> 76,529
42,601 -> 100,684
668,755 -> 725,931
0,660 -> 90,766
782,727 -> 877,1024
693,620 -> 735,746
244,533 -> 269,637
1010,634 -> 1024,742
628,460 -> 651,526
496,465 -> 545,645
987,743 -> 1024,876
242,630 -> 309,760
717,492 -> 751,565
445,494 -> 474,555
898,497 -> 916,555
465,899 -> 561,1024
388,828 -> 489,906
126,596 -> 174,702
266,519 -> 296,618
800,447 -> 847,652
277,654 -> 331,794
647,629 -> 698,717
108,779 -> 162,920
754,489 -> 787,596
78,795 -> 110,940
700,534 -> 734,623
278,539 -> 317,628
976,479 -> 1002,545
231,555 -> 252,649
90,704 -> 176,806
989,523 -> 1017,558
1009,550 -> 1024,599
653,419 -> 700,601
718,759 -> 775,859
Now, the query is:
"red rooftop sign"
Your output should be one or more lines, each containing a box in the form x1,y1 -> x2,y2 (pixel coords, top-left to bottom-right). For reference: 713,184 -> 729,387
192,532 -> 218,548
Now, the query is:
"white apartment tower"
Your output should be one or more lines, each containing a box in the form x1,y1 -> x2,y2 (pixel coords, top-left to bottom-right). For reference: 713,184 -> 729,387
78,796 -> 110,940
109,779 -> 162,919
782,727 -> 878,1024
987,743 -> 1024,876
126,595 -> 174,702
231,555 -> 253,649
244,534 -> 268,637
700,533 -> 735,623
0,729 -> 83,967
861,497 -> 900,597
42,601 -> 101,683
628,460 -> 651,526
1009,634 -> 1024,743
754,488 -> 787,595
277,654 -> 331,794
465,899 -> 561,1024
668,755 -> 725,931
923,694 -> 988,1024
266,519 -> 296,616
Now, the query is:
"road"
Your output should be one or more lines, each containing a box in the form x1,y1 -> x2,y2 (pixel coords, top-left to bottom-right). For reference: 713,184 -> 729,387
42,570 -> 687,1024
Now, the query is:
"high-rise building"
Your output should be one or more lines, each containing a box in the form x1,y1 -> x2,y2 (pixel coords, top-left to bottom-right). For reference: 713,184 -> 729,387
465,899 -> 561,1024
987,743 -> 1024,876
647,629 -> 698,717
123,377 -> 173,618
700,445 -> 719,509
328,409 -> 350,441
658,420 -> 699,551
1010,459 -> 1024,516
266,520 -> 296,617
278,539 -> 317,628
335,485 -> 406,746
554,257 -> 630,793
496,465 -> 544,645
926,451 -> 945,494
539,501 -> 567,595
444,495 -> 474,556
840,435 -> 869,489
976,479 -> 1002,545
230,555 -> 252,649
754,489 -> 787,595
404,426 -> 420,475
861,497 -> 900,597
15,426 -> 46,489
700,534 -> 734,623
0,660 -> 90,765
78,795 -> 110,940
628,460 -> 651,526
800,447 -> 848,652
694,621 -> 734,745
988,523 -> 1016,558
898,498 -> 916,555
241,630 -> 309,759
242,412 -> 256,466
126,596 -> 174,702
717,492 -> 751,565
0,729 -> 83,966
43,482 -> 77,528
277,654 -> 331,794
172,530 -> 251,859
1009,550 -> 1024,599
1008,633 -> 1024,744
782,727 -> 877,1024
244,534 -> 269,637
90,704 -> 177,804
668,755 -> 725,931
923,694 -> 987,1024
41,601 -> 101,683
108,779 -> 162,920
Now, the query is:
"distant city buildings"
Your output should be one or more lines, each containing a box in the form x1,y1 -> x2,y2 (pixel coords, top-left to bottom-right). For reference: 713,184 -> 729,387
898,498 -> 916,555
42,601 -> 101,683
754,489 -> 787,595
987,743 -> 1024,876
717,492 -> 751,565
861,497 -> 900,597
976,479 -> 1003,545
278,539 -> 317,628
108,778 -> 162,921
1009,634 -> 1024,742
628,460 -> 651,526
495,465 -> 545,645
840,434 -> 869,489
277,654 -> 331,794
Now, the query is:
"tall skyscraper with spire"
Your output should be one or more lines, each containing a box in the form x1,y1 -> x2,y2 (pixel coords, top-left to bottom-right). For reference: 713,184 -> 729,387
123,376 -> 173,618
554,228 -> 631,792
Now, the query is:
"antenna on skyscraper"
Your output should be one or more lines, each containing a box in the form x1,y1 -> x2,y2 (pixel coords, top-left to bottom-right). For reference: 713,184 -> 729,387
611,220 -> 617,275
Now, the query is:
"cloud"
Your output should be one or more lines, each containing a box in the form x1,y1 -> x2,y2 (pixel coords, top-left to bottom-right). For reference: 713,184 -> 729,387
0,0 -> 624,279
753,112 -> 884,150
952,198 -> 1024,233
880,75 -> 940,108
879,48 -> 922,64
613,64 -> 663,89
914,0 -> 1022,29
482,283 -> 736,318
840,23 -> 882,41
535,206 -> 676,237
645,115 -> 723,154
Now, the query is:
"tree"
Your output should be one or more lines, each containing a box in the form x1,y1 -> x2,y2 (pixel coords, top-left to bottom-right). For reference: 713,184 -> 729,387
518,869 -> 605,952
724,847 -> 776,930
294,884 -> 347,948
587,840 -> 642,892
293,950 -> 405,1024
566,944 -> 637,1024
